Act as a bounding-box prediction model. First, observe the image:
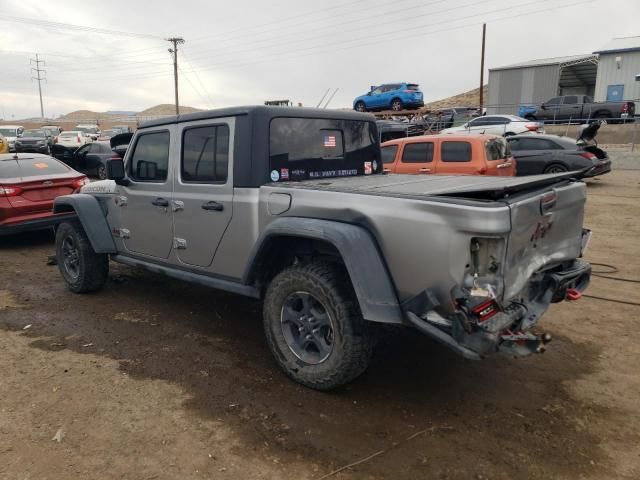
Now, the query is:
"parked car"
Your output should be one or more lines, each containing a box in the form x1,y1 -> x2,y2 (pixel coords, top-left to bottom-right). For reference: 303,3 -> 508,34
506,134 -> 611,177
526,95 -> 635,123
52,106 -> 590,390
97,129 -> 121,141
0,134 -> 8,154
435,107 -> 481,129
0,125 -> 24,152
68,142 -> 114,179
353,83 -> 424,112
440,115 -> 544,137
376,120 -> 408,143
0,153 -> 89,235
111,125 -> 133,134
381,134 -> 515,176
75,124 -> 100,140
15,129 -> 51,154
41,125 -> 63,136
57,130 -> 90,148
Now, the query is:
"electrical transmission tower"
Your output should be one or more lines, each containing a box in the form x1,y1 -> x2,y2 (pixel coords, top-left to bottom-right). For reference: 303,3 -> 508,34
167,37 -> 185,115
30,53 -> 46,119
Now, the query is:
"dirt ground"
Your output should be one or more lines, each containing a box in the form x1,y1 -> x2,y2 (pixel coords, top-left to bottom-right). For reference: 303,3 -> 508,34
1,171 -> 639,480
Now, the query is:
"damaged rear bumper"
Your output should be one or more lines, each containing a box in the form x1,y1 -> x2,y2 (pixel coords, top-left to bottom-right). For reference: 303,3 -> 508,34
403,259 -> 591,360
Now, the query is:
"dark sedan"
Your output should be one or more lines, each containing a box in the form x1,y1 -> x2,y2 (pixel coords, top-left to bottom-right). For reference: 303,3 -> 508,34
506,134 -> 611,177
15,129 -> 52,155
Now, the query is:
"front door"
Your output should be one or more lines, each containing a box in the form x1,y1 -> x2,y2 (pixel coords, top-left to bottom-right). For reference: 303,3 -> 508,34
394,141 -> 434,174
557,95 -> 582,121
172,119 -> 234,268
119,128 -> 174,259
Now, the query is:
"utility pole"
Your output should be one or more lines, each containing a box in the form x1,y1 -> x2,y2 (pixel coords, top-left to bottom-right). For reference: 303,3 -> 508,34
479,23 -> 486,114
167,37 -> 185,116
30,53 -> 46,119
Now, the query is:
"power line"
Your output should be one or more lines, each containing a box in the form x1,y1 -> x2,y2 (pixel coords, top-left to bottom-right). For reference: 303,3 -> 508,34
30,53 -> 46,118
181,47 -> 214,109
0,15 -> 164,40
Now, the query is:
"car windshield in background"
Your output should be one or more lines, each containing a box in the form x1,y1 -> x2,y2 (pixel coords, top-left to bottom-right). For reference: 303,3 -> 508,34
269,118 -> 380,181
485,138 -> 511,160
0,128 -> 17,136
0,157 -> 69,177
60,132 -> 79,137
23,129 -> 47,137
77,127 -> 98,133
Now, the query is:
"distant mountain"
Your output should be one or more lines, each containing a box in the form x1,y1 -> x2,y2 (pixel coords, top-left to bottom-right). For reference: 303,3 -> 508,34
55,104 -> 204,122
423,85 -> 488,111
137,104 -> 204,116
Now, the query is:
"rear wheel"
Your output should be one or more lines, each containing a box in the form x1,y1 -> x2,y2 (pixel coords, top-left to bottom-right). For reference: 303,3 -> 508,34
544,163 -> 569,174
354,101 -> 366,112
504,132 -> 516,137
391,98 -> 403,111
97,163 -> 107,180
263,261 -> 374,390
55,221 -> 108,293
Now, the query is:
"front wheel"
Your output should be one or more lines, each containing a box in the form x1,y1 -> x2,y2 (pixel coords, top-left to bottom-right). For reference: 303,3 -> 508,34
55,221 -> 108,293
263,261 -> 374,390
354,101 -> 366,112
97,163 -> 107,180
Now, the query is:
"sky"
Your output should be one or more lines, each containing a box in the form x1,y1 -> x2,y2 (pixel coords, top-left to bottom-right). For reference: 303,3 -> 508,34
0,0 -> 639,119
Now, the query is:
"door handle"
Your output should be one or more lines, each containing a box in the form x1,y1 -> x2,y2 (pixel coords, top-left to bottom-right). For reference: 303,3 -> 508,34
151,197 -> 169,207
497,162 -> 512,169
201,201 -> 224,211
419,168 -> 431,172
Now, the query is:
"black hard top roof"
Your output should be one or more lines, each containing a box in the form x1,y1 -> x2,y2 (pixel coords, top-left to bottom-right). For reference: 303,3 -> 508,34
139,105 -> 376,129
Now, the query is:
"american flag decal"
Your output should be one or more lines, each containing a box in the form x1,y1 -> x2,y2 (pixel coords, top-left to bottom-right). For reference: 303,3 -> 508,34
323,135 -> 336,147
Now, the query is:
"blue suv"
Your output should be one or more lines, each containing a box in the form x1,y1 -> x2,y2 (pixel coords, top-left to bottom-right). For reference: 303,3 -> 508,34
353,83 -> 424,112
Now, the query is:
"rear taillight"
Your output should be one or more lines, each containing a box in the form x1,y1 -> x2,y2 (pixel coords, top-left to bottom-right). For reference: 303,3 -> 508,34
72,177 -> 90,190
110,153 -> 121,160
77,136 -> 81,143
621,103 -> 629,113
525,122 -> 540,131
471,299 -> 500,323
0,186 -> 23,196
580,152 -> 597,161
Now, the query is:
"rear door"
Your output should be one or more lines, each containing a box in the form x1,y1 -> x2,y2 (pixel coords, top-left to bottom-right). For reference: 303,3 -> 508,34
557,95 -> 582,121
172,119 -> 234,268
394,141 -> 434,174
119,128 -> 174,259
509,137 -> 561,175
438,140 -> 475,174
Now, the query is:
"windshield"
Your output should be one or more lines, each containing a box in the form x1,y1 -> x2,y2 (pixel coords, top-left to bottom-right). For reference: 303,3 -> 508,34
0,128 -> 17,137
23,129 -> 47,137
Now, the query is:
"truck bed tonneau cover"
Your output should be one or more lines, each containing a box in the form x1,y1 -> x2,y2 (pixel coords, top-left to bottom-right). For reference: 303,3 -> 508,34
273,172 -> 578,200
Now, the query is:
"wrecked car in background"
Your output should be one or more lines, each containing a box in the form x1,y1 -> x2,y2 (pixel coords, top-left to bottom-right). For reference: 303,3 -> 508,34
52,106 -> 591,390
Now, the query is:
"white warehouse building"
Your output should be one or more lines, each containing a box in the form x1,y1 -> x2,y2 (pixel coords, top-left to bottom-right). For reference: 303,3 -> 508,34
487,36 -> 640,115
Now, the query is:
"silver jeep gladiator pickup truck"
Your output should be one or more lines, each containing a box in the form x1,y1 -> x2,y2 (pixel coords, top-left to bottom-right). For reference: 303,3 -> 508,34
53,106 -> 591,390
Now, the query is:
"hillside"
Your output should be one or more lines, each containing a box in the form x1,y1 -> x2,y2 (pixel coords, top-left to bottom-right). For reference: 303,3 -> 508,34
423,85 -> 488,111
137,104 -> 203,116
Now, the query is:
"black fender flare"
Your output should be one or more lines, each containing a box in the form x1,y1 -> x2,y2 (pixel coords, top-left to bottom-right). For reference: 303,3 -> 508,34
53,194 -> 117,253
244,217 -> 403,325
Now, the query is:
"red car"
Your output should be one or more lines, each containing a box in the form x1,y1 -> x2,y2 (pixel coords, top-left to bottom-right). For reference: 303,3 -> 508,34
0,153 -> 89,235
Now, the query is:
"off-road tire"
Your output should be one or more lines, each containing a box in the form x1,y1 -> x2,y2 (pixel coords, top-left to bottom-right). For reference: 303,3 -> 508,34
55,221 -> 108,293
263,261 -> 374,390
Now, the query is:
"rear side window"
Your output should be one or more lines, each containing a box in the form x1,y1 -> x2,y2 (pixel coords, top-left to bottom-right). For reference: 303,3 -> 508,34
181,125 -> 229,183
441,141 -> 472,162
269,118 -> 380,181
0,157 -> 69,178
401,142 -> 433,163
406,84 -> 420,91
563,96 -> 578,105
381,145 -> 398,164
129,131 -> 170,182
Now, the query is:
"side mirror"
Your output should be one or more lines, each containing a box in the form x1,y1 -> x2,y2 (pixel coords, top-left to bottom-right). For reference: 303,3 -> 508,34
107,157 -> 128,185
541,104 -> 547,110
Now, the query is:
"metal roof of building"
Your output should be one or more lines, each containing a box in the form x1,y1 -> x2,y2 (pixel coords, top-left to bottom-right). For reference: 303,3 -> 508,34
490,54 -> 597,71
593,36 -> 640,54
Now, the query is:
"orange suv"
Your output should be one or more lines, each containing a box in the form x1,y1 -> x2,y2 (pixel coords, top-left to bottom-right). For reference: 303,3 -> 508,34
381,134 -> 516,176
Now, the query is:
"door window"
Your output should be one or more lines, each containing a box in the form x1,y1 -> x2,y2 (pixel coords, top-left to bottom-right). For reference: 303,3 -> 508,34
563,96 -> 578,105
181,125 -> 230,183
441,141 -> 472,162
381,145 -> 398,164
401,142 -> 433,163
517,138 -> 562,150
547,97 -> 561,105
128,131 -> 170,182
